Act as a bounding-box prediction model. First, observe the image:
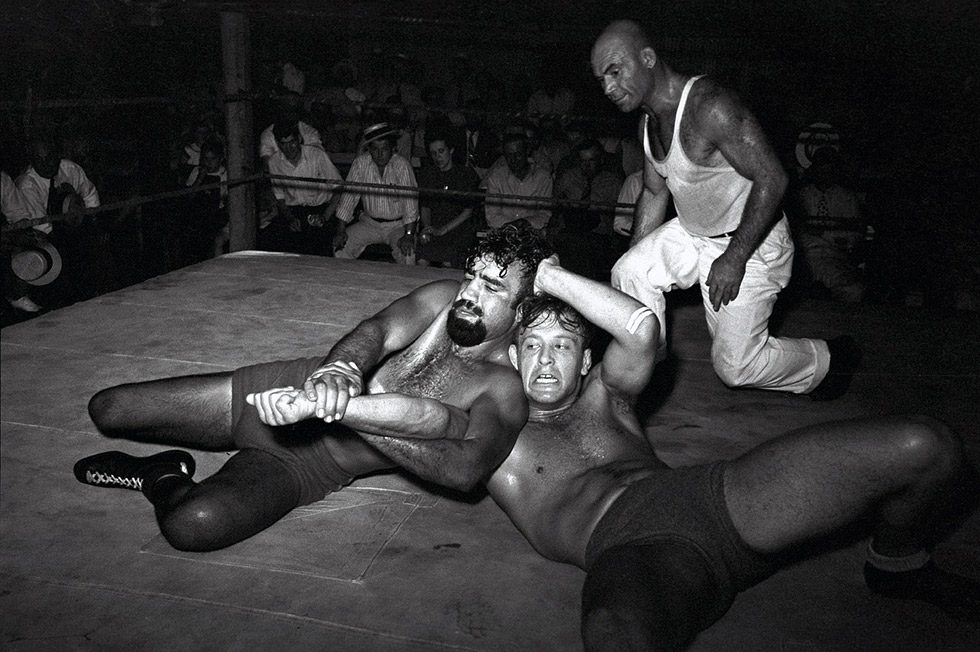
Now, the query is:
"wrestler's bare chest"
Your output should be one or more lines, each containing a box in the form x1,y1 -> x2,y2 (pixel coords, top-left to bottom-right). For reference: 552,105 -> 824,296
487,398 -> 662,566
495,393 -> 655,491
368,322 -> 487,407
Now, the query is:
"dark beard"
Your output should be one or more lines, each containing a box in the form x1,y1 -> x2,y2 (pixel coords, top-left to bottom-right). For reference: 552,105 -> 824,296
447,302 -> 487,347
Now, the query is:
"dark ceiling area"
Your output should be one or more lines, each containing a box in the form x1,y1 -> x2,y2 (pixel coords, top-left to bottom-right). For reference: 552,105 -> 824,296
5,0 -> 978,66
1,0 -> 977,174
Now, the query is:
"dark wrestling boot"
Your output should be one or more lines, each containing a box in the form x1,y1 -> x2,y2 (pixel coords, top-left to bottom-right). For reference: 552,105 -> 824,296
73,450 -> 195,493
864,560 -> 980,622
810,335 -> 863,401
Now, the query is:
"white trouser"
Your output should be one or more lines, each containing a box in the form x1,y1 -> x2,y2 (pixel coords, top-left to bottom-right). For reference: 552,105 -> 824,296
335,214 -> 413,264
612,217 -> 829,393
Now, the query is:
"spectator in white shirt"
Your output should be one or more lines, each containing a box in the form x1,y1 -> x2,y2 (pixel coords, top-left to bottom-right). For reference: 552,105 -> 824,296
184,139 -> 230,261
2,168 -> 43,314
333,122 -> 420,264
16,133 -> 101,305
264,120 -> 343,256
482,133 -> 552,232
17,136 -> 100,230
258,98 -> 323,164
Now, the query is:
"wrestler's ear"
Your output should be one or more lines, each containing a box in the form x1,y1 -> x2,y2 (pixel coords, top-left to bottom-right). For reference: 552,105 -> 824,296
640,47 -> 657,69
508,343 -> 519,370
581,349 -> 593,376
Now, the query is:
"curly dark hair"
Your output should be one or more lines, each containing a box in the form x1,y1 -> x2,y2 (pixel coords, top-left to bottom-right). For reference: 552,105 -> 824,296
464,221 -> 554,305
517,294 -> 595,348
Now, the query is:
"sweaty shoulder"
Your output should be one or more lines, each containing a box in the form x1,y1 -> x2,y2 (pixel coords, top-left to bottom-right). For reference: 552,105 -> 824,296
414,279 -> 460,306
687,78 -> 752,149
481,359 -> 526,403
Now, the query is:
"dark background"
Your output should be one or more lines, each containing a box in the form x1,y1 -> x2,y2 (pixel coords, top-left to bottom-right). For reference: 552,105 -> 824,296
1,0 -> 977,310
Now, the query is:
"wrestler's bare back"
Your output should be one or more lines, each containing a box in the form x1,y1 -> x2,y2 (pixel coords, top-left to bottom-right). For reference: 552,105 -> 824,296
486,367 -> 666,568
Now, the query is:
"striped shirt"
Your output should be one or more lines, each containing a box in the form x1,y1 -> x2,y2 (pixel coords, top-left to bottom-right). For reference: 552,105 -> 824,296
336,152 -> 419,225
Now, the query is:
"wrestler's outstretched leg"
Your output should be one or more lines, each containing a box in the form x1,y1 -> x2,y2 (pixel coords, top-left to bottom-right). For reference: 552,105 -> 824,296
724,414 -> 979,620
80,373 -> 302,551
581,542 -> 726,651
87,372 -> 235,449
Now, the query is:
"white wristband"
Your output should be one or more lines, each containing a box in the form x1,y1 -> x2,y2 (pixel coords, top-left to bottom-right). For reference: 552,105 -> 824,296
625,307 -> 654,335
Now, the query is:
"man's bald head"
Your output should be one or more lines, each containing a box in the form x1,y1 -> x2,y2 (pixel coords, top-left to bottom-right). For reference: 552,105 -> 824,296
591,20 -> 659,113
594,20 -> 652,55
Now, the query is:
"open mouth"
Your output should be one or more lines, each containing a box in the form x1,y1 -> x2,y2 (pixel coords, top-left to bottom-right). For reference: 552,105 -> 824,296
533,373 -> 559,385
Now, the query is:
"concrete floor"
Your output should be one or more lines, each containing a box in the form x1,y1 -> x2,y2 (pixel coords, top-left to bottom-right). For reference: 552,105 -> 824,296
1,252 -> 978,651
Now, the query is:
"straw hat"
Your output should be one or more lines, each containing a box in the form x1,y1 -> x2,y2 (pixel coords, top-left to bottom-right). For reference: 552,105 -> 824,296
10,240 -> 62,286
360,122 -> 402,149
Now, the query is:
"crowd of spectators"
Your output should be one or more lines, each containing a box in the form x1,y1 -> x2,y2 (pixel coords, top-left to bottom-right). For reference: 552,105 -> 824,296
3,53 -> 978,324
205,55 -> 643,277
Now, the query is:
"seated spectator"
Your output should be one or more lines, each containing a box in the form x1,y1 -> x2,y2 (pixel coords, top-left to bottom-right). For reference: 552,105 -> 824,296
182,138 -> 229,263
482,132 -> 553,233
409,85 -> 451,163
795,147 -> 867,303
263,120 -> 343,256
598,115 -> 643,178
452,99 -> 499,178
312,60 -> 365,153
17,134 -> 100,228
178,119 -> 218,185
444,52 -> 482,111
383,96 -> 416,163
556,140 -> 623,232
552,139 -> 623,279
489,123 -> 552,178
2,166 -> 43,314
333,122 -> 420,264
525,72 -> 576,126
16,133 -> 101,306
416,131 -> 481,268
394,53 -> 423,109
554,120 -> 593,180
278,60 -> 306,95
613,170 -> 644,238
258,101 -> 322,164
535,116 -> 572,177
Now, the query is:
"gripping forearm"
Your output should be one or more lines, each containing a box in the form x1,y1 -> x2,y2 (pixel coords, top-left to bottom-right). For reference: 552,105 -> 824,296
345,393 -> 480,491
343,394 -> 469,440
358,434 -> 483,491
535,260 -> 653,347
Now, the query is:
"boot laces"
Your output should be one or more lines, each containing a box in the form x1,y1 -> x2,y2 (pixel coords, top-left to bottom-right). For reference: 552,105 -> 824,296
85,470 -> 143,490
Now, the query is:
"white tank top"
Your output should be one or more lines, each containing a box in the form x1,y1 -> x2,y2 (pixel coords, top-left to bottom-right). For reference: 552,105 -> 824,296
644,76 -> 752,236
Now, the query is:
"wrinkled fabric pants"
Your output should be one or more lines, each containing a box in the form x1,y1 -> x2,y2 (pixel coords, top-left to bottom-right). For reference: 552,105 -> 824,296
612,217 -> 829,393
335,214 -> 413,264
